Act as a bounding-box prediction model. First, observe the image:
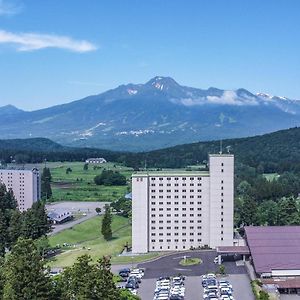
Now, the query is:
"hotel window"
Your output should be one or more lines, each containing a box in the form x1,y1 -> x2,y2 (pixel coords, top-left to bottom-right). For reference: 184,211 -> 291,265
159,183 -> 163,186
190,214 -> 194,217
175,183 -> 179,187
151,239 -> 155,242
159,178 -> 163,181
167,196 -> 171,198
190,189 -> 194,192
167,189 -> 171,192
167,177 -> 171,180
151,202 -> 156,205
159,202 -> 163,205
167,183 -> 171,186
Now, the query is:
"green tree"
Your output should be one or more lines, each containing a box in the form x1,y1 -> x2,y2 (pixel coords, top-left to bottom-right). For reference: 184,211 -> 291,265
278,197 -> 300,225
256,200 -> 279,226
83,163 -> 89,171
41,167 -> 52,199
259,290 -> 270,300
0,213 -> 7,256
94,170 -> 126,186
95,207 -> 102,215
3,238 -> 53,300
21,202 -> 50,240
60,254 -> 97,299
101,205 -> 112,240
8,210 -> 22,247
94,256 -> 121,299
239,196 -> 258,226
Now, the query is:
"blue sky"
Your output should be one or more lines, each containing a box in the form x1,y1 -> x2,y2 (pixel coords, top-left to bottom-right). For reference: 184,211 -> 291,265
0,0 -> 299,110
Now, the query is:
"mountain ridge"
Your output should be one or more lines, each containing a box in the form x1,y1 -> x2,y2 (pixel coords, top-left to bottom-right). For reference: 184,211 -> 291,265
0,76 -> 300,151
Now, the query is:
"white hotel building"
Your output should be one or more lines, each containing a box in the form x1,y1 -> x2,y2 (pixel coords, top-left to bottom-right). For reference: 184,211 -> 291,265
0,169 -> 41,211
132,154 -> 234,253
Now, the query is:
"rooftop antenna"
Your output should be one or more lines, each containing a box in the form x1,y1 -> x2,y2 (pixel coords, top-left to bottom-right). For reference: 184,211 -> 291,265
219,140 -> 223,154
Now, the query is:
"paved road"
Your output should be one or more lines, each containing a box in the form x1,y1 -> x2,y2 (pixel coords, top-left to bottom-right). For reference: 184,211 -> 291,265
46,201 -> 109,235
281,296 -> 300,299
138,250 -> 246,279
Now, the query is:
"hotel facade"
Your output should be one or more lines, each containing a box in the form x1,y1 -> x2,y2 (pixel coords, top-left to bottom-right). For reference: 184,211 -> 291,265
0,168 -> 41,211
132,154 -> 234,253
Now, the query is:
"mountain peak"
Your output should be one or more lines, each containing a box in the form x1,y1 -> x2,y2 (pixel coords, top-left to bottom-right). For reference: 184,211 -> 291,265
146,76 -> 180,91
0,104 -> 23,115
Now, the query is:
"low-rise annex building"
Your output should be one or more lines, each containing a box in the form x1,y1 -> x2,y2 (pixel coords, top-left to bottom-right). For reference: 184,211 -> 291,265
85,158 -> 107,164
0,168 -> 41,211
132,154 -> 234,253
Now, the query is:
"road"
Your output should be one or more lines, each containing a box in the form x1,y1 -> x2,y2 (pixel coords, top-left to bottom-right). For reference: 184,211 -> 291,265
138,250 -> 246,279
46,201 -> 109,235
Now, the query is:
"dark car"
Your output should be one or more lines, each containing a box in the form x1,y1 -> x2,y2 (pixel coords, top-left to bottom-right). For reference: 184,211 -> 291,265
119,268 -> 130,277
127,278 -> 139,289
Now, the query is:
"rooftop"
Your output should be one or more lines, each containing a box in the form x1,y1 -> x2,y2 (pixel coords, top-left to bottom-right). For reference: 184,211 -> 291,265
132,170 -> 209,177
245,226 -> 300,274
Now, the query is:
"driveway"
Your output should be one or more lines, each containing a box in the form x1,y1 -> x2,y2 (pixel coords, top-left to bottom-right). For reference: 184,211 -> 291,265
138,250 -> 247,279
46,201 -> 109,235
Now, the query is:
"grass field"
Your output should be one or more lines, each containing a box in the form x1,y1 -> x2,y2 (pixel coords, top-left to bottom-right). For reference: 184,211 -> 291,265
48,162 -> 133,202
48,215 -> 160,267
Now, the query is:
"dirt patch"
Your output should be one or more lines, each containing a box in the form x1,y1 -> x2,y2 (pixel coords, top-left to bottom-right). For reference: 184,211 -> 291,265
52,182 -> 75,189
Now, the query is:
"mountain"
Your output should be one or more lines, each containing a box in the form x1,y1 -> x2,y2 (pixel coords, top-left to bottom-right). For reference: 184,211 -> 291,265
0,76 -> 300,151
0,105 -> 23,116
1,127 -> 299,174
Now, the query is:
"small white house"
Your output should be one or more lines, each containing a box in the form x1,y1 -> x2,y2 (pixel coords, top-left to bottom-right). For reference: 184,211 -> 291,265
85,158 -> 107,164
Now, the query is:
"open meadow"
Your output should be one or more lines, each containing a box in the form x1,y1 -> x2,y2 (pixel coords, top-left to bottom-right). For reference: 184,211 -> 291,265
48,161 -> 133,202
48,215 -> 160,267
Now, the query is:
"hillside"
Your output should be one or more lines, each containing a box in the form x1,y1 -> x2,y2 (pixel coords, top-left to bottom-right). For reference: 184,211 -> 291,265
137,127 -> 300,173
1,77 -> 300,151
1,127 -> 300,174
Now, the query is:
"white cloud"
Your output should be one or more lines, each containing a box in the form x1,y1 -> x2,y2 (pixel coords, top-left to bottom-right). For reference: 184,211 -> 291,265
176,91 -> 259,106
0,0 -> 22,16
0,29 -> 97,52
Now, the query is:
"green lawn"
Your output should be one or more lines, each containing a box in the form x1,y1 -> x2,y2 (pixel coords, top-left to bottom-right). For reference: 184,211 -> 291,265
48,215 -> 132,267
48,215 -> 163,267
48,162 -> 133,202
179,257 -> 202,266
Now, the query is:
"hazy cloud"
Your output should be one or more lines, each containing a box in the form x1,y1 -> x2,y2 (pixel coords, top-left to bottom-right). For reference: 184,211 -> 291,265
0,0 -> 22,16
0,29 -> 97,52
177,91 -> 259,106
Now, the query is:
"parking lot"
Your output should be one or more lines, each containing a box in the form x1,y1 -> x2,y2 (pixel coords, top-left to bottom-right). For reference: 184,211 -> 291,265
138,274 -> 253,300
114,251 -> 253,299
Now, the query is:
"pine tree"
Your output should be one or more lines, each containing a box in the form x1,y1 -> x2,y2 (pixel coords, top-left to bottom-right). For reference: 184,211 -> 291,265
94,256 -> 120,299
3,238 -> 53,300
8,210 -> 22,247
101,205 -> 112,240
41,167 -> 52,199
60,254 -> 96,299
0,213 -> 7,257
239,196 -> 258,226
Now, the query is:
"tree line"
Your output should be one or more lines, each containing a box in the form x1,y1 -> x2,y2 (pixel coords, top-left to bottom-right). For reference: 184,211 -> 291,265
0,184 -> 50,256
0,238 -> 139,299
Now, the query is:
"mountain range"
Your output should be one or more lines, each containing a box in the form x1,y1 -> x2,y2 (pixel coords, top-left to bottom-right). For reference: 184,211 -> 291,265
1,76 -> 300,151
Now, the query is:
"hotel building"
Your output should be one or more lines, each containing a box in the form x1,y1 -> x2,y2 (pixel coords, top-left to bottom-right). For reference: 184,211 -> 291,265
132,154 -> 234,253
0,168 -> 41,211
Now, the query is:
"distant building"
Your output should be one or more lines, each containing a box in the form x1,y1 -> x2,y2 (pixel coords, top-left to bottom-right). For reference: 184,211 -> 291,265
0,168 -> 41,211
47,209 -> 73,224
132,154 -> 234,253
85,158 -> 107,164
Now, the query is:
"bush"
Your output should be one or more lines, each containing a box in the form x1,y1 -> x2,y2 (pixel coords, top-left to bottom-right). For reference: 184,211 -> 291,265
94,170 -> 126,186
